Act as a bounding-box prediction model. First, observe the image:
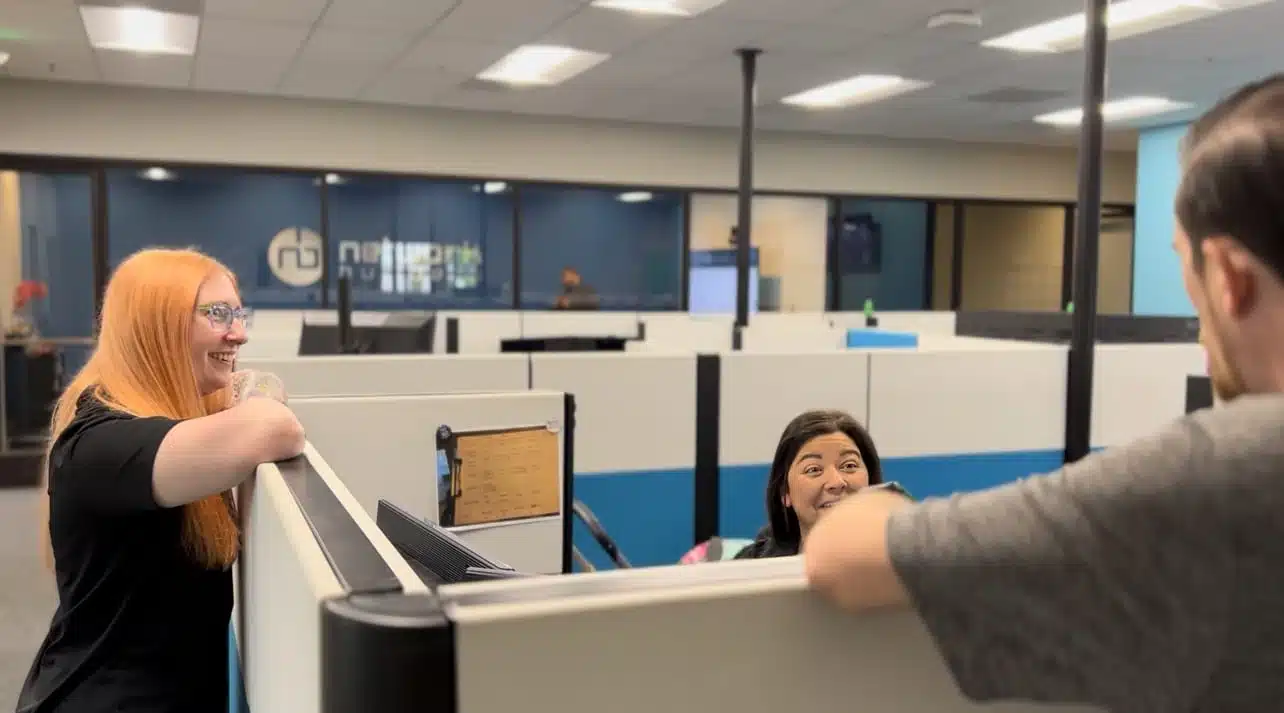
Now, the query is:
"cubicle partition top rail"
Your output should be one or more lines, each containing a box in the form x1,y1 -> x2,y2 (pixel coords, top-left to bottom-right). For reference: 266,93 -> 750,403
258,454 -> 459,713
955,310 -> 1199,344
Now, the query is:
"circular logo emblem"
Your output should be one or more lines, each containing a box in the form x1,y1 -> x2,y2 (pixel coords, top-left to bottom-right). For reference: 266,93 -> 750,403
267,227 -> 323,287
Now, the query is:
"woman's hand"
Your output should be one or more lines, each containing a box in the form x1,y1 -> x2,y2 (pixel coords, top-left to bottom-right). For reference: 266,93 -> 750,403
231,370 -> 287,405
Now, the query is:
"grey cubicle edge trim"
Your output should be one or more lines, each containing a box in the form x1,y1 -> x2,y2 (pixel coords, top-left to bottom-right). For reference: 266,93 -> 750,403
693,354 -> 721,544
322,593 -> 457,713
563,393 -> 576,574
444,317 -> 459,354
276,455 -> 404,595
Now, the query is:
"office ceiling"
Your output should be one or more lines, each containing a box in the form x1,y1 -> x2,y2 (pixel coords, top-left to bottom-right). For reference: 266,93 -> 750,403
0,0 -> 1281,149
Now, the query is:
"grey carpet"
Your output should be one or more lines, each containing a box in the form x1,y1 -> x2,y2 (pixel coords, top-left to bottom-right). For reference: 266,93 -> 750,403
0,488 -> 57,709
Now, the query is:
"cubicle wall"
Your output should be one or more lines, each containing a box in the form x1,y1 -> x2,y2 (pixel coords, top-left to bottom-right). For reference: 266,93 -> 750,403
288,391 -> 572,575
529,353 -> 697,569
248,339 -> 1197,570
235,446 -> 426,713
1090,343 -> 1206,448
238,354 -> 529,396
868,346 -> 1068,498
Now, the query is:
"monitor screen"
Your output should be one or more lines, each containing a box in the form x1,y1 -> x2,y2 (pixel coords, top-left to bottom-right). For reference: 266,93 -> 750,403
688,248 -> 759,315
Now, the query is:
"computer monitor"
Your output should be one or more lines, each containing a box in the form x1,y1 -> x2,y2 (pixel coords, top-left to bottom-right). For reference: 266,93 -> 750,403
375,500 -> 531,585
297,317 -> 436,356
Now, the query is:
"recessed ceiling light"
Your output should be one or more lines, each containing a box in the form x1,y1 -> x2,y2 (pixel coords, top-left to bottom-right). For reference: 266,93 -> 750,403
983,0 -> 1270,54
590,0 -> 727,17
618,191 -> 653,203
781,75 -> 931,110
1034,96 -> 1193,126
80,5 -> 200,56
483,181 -> 508,194
142,167 -> 173,181
477,45 -> 609,87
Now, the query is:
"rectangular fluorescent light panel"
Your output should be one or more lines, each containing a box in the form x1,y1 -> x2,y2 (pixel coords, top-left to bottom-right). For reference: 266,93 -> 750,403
782,75 -> 931,110
80,5 -> 200,55
618,191 -> 653,203
1034,97 -> 1193,126
590,0 -> 727,17
477,45 -> 608,86
983,0 -> 1272,53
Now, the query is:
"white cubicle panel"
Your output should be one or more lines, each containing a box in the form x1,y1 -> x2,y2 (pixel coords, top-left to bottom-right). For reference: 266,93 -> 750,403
868,346 -> 1067,458
1091,343 -> 1206,449
445,558 -> 1101,713
238,354 -> 530,396
639,313 -> 733,351
529,353 -> 696,474
738,320 -> 846,352
290,391 -> 567,575
829,310 -> 958,335
441,311 -> 524,353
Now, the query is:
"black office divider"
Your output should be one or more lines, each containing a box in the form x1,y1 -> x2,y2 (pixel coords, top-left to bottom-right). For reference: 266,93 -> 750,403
1186,375 -> 1213,413
731,325 -> 743,351
562,393 -> 576,574
321,594 -> 456,713
445,317 -> 459,354
693,354 -> 721,544
336,273 -> 355,354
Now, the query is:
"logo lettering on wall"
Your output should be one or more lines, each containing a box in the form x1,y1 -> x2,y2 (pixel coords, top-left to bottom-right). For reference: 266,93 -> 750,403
267,227 -> 324,287
338,238 -> 483,295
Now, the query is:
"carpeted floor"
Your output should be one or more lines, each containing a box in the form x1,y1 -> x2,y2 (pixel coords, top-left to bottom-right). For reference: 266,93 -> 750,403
0,487 -> 57,709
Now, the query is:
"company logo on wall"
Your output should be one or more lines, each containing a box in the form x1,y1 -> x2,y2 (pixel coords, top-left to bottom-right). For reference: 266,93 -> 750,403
338,238 -> 483,295
267,227 -> 324,287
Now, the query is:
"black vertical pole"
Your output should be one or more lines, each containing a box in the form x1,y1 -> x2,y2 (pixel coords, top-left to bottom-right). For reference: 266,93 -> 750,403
1064,0 -> 1109,464
337,273 -> 354,354
735,48 -> 761,329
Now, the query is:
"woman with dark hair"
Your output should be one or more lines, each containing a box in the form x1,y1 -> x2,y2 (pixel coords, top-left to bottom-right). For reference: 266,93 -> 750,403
735,409 -> 886,559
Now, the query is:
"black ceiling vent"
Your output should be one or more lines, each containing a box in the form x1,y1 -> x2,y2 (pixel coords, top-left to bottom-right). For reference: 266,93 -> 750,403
968,87 -> 1067,104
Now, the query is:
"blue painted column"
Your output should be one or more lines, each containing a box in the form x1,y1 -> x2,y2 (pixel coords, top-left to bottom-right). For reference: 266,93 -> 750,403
1132,122 -> 1195,316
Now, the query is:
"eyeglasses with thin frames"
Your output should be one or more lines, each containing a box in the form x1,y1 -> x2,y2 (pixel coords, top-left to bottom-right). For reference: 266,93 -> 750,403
196,302 -> 253,332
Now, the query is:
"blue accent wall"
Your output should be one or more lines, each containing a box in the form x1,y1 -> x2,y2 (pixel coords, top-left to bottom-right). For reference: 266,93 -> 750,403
1133,123 -> 1194,316
834,198 -> 930,310
572,468 -> 694,569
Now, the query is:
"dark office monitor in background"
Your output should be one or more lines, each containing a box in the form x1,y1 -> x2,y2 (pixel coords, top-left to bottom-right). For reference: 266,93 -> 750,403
297,317 -> 436,356
375,500 -> 528,585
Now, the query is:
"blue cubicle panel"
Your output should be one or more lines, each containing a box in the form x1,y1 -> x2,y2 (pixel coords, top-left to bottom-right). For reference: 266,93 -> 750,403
846,329 -> 918,349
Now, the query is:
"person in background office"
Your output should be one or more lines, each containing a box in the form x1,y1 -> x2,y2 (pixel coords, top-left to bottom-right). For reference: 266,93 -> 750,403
734,410 -> 886,559
17,248 -> 305,713
804,74 -> 1284,713
555,266 -> 599,310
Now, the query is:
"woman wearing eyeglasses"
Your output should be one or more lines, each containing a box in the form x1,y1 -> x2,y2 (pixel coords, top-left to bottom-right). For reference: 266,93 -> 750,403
17,248 -> 305,713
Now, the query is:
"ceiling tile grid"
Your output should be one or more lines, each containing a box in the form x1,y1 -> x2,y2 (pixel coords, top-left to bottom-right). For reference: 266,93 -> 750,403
1,0 -> 1283,146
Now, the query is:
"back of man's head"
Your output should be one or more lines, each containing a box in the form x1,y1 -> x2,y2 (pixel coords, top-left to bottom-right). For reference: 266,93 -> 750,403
1177,74 -> 1284,279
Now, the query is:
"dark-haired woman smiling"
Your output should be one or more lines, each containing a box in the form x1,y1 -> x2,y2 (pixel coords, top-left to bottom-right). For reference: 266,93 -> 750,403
735,410 -> 886,559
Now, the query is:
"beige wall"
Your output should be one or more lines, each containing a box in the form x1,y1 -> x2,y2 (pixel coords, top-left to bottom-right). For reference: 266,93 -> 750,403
0,171 -> 21,329
931,203 -> 954,310
960,204 -> 1066,312
689,194 -> 828,312
0,80 -> 1137,203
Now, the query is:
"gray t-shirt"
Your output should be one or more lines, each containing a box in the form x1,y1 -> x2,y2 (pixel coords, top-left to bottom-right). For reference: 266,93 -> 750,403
887,393 -> 1284,713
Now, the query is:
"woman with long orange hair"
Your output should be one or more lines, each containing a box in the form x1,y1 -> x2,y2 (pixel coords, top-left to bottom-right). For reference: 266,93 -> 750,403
16,248 -> 305,713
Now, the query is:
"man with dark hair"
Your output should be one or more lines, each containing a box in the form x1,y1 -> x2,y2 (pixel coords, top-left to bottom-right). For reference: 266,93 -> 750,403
805,74 -> 1284,712
555,266 -> 599,310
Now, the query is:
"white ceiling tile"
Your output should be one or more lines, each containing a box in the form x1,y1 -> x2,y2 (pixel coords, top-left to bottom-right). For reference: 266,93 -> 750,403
192,53 -> 294,93
704,0 -> 851,24
427,0 -> 582,44
197,18 -> 311,58
0,38 -> 97,82
397,37 -> 511,75
0,0 -> 86,43
538,7 -> 679,55
202,0 -> 329,23
96,51 -> 192,88
320,0 -> 458,34
295,27 -> 417,65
